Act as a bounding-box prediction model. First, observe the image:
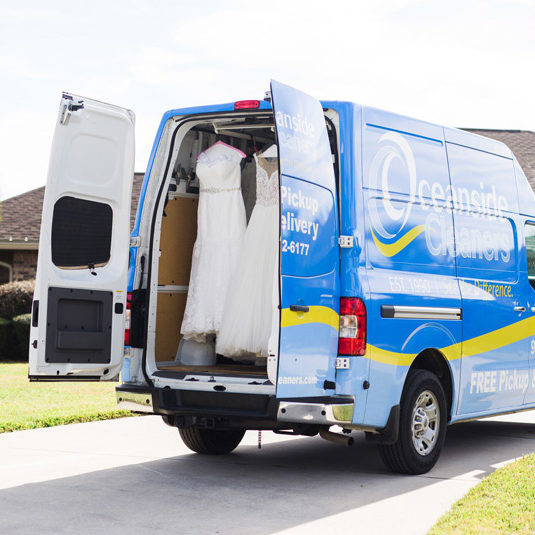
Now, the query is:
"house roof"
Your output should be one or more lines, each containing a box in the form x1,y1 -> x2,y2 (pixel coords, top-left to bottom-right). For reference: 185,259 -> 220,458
0,173 -> 144,246
0,128 -> 534,248
0,186 -> 45,246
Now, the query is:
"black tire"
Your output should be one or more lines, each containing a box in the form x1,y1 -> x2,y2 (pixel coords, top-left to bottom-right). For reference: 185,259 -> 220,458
179,426 -> 245,455
379,369 -> 447,475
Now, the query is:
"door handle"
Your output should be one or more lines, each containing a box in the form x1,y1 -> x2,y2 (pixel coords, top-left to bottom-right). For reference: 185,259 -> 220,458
290,304 -> 309,313
514,306 -> 526,312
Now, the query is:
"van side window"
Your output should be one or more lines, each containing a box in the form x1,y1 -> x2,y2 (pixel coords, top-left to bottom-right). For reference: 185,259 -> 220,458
51,196 -> 113,269
525,223 -> 535,290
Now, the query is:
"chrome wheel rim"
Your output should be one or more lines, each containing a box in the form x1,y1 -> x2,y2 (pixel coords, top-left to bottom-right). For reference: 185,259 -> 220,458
411,390 -> 440,456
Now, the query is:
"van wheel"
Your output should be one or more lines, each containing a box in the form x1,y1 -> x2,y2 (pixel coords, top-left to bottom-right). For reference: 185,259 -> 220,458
378,369 -> 447,475
179,426 -> 245,455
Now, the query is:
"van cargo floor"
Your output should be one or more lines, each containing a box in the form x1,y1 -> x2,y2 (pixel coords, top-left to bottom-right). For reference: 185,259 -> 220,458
156,364 -> 267,377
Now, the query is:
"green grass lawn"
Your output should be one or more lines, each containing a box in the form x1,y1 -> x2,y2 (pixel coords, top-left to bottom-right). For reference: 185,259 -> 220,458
429,453 -> 535,534
0,362 -> 132,432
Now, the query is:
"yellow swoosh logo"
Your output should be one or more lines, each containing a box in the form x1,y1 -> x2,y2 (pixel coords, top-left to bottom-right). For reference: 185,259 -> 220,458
365,344 -> 461,367
367,315 -> 535,366
460,315 -> 535,358
280,307 -> 535,368
281,305 -> 339,331
371,225 -> 425,257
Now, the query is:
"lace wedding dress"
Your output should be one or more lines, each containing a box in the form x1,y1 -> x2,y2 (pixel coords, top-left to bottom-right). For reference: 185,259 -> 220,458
216,152 -> 279,361
181,141 -> 246,342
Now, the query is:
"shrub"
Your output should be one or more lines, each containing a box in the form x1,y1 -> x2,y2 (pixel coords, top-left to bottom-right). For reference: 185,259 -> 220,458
0,317 -> 12,360
0,280 -> 35,319
11,313 -> 31,362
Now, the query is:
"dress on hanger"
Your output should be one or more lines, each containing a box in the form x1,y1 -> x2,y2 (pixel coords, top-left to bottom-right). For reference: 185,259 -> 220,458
181,141 -> 246,342
216,150 -> 279,361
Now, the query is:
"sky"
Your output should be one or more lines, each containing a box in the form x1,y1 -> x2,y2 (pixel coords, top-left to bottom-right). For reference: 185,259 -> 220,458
1,0 -> 534,200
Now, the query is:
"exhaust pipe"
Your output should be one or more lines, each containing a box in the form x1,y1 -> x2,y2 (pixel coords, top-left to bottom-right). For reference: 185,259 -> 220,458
319,428 -> 354,447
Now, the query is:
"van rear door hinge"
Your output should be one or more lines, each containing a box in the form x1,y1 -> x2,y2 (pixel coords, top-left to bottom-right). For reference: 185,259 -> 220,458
338,236 -> 354,248
336,357 -> 350,369
60,96 -> 84,126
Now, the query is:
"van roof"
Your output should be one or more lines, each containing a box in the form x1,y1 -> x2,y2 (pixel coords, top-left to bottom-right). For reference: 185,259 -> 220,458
160,100 -> 514,160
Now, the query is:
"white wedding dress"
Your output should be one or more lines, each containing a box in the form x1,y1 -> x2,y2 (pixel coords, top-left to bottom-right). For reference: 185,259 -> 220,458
181,141 -> 246,342
216,152 -> 279,361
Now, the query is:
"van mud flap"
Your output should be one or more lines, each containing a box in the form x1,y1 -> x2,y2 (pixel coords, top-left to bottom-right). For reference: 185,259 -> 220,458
365,405 -> 400,445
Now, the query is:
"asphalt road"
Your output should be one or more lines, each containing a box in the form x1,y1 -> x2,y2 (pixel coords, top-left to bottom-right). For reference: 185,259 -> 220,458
2,411 -> 535,534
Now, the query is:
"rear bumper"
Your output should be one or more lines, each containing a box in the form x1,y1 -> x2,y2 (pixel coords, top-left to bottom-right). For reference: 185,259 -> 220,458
116,384 -> 354,426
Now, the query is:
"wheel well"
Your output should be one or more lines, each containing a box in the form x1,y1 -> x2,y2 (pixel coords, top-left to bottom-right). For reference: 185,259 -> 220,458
410,349 -> 453,420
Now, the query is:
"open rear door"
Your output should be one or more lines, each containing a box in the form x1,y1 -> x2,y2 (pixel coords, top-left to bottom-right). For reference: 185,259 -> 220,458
29,93 -> 135,381
271,80 -> 340,398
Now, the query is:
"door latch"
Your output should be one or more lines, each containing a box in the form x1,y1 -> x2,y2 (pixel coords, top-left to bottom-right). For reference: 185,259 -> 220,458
289,304 -> 309,313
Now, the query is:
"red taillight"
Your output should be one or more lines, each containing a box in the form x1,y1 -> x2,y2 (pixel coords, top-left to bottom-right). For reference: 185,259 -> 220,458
338,297 -> 366,356
124,292 -> 132,346
234,100 -> 260,110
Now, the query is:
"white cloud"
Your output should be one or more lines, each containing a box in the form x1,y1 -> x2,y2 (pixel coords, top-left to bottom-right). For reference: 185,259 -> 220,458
0,110 -> 54,199
0,0 -> 534,199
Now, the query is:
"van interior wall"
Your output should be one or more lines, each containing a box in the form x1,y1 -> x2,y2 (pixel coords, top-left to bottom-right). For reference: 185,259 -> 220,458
155,195 -> 197,363
154,120 -> 276,366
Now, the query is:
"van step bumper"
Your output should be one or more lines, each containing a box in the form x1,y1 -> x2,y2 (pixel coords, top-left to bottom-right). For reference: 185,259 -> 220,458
116,387 -> 154,413
116,385 -> 354,425
277,400 -> 354,425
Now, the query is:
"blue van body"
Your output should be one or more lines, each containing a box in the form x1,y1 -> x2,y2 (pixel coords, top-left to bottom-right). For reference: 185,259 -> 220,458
29,82 -> 535,472
125,90 -> 535,436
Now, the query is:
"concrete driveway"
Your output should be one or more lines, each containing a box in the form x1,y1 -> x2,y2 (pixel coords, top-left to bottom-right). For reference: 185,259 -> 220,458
1,411 -> 535,534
